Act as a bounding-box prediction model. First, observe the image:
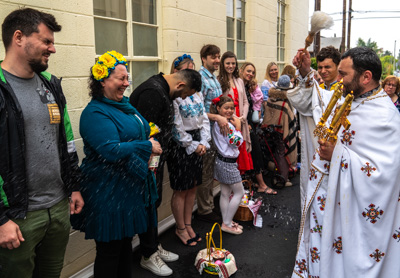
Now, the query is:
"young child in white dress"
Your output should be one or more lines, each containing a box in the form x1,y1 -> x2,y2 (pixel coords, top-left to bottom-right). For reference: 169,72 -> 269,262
211,95 -> 245,235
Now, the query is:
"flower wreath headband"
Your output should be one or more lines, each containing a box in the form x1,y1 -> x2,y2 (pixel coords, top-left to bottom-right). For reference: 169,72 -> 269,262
92,50 -> 128,81
174,53 -> 193,68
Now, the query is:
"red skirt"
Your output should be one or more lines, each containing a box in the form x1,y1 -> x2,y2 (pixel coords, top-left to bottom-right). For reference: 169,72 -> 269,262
236,141 -> 253,174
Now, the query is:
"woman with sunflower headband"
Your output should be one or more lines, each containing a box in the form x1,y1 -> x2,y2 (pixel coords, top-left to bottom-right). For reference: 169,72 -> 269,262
71,51 -> 162,277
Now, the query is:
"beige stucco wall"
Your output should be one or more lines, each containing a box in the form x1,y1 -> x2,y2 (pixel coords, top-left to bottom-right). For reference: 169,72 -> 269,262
0,0 -> 308,276
0,1 -> 96,277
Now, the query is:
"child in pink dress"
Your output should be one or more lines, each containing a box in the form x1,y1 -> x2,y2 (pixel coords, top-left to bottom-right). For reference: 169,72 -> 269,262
249,79 -> 263,122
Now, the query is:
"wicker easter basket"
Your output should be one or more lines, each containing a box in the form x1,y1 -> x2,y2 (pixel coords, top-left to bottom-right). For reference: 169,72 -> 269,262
194,223 -> 237,277
233,180 -> 254,222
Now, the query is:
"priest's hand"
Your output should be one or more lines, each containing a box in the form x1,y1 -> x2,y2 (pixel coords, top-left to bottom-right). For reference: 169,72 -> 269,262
293,48 -> 311,78
318,139 -> 334,161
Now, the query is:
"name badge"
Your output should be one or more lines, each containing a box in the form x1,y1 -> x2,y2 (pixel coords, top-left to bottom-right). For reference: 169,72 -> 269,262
47,103 -> 61,124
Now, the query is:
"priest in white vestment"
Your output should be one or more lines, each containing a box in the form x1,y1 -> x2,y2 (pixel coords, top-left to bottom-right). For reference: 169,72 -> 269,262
288,47 -> 400,278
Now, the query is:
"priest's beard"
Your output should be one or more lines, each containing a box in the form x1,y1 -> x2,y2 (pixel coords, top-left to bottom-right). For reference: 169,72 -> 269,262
343,73 -> 363,98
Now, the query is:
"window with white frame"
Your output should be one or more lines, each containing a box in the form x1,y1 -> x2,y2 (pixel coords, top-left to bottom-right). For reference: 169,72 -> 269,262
93,0 -> 159,90
277,0 -> 286,71
226,0 -> 246,60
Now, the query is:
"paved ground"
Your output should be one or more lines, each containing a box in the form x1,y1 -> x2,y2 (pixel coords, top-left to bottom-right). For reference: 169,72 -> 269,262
132,174 -> 301,278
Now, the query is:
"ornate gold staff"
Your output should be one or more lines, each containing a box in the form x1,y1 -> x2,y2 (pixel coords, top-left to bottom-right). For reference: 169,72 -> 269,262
313,80 -> 344,139
313,85 -> 354,143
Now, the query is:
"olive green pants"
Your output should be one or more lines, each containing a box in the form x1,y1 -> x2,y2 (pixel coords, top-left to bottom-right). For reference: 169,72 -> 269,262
0,198 -> 70,278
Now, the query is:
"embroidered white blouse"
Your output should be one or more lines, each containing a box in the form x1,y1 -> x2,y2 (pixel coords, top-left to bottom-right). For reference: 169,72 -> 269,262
172,93 -> 211,155
212,122 -> 243,159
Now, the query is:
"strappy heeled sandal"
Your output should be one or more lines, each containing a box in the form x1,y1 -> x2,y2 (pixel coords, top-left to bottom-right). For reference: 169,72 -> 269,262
175,226 -> 196,246
185,224 -> 202,242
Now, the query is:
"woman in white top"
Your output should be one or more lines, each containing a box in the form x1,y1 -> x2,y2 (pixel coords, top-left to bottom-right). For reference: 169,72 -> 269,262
168,54 -> 211,246
261,61 -> 279,90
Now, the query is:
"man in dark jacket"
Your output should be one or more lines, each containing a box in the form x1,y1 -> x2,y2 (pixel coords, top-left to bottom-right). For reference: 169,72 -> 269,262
0,8 -> 84,278
130,69 -> 201,276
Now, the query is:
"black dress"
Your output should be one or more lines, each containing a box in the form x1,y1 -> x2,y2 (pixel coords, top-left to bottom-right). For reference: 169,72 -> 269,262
244,84 -> 264,173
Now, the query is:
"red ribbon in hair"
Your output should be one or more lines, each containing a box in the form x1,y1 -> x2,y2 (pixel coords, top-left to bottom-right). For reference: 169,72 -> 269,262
211,94 -> 234,105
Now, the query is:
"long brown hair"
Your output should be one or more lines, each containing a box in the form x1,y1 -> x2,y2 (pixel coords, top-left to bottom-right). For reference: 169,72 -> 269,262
239,62 -> 257,85
218,51 -> 239,92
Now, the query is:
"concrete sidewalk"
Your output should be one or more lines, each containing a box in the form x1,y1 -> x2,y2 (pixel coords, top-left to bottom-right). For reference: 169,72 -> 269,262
132,174 -> 301,278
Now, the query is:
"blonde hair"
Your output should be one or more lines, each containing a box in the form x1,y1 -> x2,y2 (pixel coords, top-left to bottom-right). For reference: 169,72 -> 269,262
264,62 -> 278,82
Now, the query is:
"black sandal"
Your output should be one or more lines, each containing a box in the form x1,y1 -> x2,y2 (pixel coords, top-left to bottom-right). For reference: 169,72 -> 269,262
185,224 -> 202,242
175,226 -> 197,246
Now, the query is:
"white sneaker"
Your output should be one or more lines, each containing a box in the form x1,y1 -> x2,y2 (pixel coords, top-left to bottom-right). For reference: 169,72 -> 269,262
140,253 -> 173,276
157,244 -> 179,262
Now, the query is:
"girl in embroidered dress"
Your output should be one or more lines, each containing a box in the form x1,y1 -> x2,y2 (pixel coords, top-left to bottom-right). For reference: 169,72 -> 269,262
217,51 -> 253,174
211,95 -> 245,235
168,55 -> 211,246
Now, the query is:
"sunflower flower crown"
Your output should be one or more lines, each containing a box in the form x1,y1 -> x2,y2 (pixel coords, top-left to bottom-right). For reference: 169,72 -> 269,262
92,50 -> 128,81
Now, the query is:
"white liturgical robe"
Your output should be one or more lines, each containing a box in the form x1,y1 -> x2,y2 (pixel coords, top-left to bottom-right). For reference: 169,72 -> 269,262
288,71 -> 400,278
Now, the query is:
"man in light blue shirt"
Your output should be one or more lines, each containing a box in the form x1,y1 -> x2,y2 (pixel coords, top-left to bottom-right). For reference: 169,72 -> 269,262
196,44 -> 229,223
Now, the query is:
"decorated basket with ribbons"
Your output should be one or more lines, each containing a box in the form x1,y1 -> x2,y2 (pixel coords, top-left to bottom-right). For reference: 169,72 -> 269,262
194,223 -> 237,278
233,180 -> 254,222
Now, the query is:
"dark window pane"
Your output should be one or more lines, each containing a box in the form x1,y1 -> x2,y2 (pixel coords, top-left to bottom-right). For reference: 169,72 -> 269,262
237,41 -> 245,60
132,0 -> 157,24
94,18 -> 127,55
227,39 -> 234,52
131,61 -> 158,89
227,17 -> 234,38
237,21 -> 245,41
132,24 -> 158,56
94,0 -> 126,20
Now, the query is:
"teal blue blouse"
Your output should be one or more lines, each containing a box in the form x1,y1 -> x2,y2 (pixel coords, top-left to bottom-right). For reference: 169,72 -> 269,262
72,98 -> 157,242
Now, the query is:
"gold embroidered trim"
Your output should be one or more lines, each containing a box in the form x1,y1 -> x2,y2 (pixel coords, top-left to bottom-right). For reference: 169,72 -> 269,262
351,88 -> 386,111
296,173 -> 326,253
293,269 -> 306,278
310,162 -> 329,175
